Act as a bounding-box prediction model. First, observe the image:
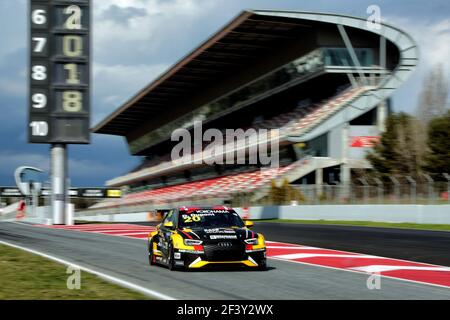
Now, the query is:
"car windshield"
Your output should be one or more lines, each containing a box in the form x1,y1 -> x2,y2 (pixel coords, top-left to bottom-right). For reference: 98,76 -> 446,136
178,209 -> 245,229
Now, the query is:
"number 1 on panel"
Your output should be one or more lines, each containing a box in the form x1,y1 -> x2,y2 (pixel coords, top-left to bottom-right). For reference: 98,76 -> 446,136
64,63 -> 80,84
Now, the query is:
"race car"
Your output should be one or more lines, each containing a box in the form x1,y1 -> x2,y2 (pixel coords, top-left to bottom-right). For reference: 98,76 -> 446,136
147,206 -> 267,270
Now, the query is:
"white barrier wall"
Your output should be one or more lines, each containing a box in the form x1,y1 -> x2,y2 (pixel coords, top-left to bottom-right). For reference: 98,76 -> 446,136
0,202 -> 19,217
234,205 -> 450,224
0,205 -> 75,225
76,205 -> 450,225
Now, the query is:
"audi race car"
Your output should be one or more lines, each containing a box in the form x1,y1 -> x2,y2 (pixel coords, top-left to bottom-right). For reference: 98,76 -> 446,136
147,206 -> 267,270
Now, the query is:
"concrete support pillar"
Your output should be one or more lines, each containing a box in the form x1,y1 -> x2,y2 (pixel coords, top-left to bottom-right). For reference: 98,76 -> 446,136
377,101 -> 387,132
315,167 -> 323,197
340,163 -> 351,201
51,144 -> 67,225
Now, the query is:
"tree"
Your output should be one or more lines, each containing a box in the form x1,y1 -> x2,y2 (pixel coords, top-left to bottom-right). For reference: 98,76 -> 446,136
366,113 -> 423,176
423,110 -> 450,174
268,180 -> 283,205
417,64 -> 449,124
268,179 -> 305,204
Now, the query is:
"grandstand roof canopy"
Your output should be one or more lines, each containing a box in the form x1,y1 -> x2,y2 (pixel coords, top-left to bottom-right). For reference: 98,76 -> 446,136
93,10 -> 324,136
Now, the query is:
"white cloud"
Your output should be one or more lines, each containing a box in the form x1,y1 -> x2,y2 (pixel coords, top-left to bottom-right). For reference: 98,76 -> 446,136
92,0 -> 219,64
89,0 -> 220,124
0,150 -> 123,182
0,78 -> 26,97
0,152 -> 49,174
384,15 -> 450,112
386,16 -> 450,73
0,0 -> 26,59
92,62 -> 168,122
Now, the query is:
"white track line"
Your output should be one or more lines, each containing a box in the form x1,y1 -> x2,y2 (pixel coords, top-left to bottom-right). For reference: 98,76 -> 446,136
31,224 -> 450,289
266,245 -> 319,250
268,257 -> 450,290
0,240 -> 175,300
272,253 -> 377,260
351,265 -> 450,273
266,239 -> 450,270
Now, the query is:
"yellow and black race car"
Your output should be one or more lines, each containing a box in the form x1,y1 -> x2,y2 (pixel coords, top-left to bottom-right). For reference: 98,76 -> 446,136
147,206 -> 267,270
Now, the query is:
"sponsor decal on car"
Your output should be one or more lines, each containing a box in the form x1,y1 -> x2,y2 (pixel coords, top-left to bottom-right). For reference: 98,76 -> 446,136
204,228 -> 236,234
196,209 -> 230,214
209,235 -> 238,240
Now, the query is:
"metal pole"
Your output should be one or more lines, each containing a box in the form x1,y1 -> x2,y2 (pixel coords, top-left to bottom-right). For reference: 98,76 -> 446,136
32,188 -> 38,217
389,176 -> 400,204
406,176 -> 417,204
423,174 -> 434,204
444,174 -> 450,204
358,178 -> 369,204
51,144 -> 67,225
373,177 -> 384,204
337,24 -> 367,85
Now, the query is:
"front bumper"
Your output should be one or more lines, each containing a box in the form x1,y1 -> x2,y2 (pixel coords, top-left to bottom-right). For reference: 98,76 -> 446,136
174,248 -> 266,269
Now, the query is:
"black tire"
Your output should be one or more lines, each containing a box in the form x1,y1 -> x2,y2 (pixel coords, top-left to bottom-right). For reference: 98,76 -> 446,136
257,259 -> 267,271
148,239 -> 156,266
167,242 -> 177,271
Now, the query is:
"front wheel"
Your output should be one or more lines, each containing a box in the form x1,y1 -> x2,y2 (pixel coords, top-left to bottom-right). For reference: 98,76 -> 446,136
257,259 -> 267,271
148,240 -> 156,266
167,242 -> 177,271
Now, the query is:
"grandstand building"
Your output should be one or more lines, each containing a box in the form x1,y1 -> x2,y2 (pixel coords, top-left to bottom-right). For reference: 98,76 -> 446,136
91,10 -> 418,209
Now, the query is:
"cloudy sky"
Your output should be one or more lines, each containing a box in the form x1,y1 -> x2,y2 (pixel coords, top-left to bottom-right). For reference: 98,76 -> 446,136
0,0 -> 449,186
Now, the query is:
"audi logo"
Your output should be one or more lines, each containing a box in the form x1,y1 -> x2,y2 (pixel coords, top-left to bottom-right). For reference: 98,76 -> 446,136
218,242 -> 232,247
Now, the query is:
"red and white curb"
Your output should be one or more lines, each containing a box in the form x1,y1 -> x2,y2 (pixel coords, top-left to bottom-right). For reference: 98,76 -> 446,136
40,224 -> 450,288
43,223 -> 155,239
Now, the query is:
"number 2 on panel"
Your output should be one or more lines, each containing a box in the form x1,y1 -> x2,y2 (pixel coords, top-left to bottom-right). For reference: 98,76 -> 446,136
64,5 -> 82,30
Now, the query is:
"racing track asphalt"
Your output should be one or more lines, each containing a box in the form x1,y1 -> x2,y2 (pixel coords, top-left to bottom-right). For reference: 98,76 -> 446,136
1,221 -> 449,300
252,222 -> 450,267
133,221 -> 450,267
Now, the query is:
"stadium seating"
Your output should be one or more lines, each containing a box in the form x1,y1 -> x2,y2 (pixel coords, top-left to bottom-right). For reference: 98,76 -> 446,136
125,86 -> 370,175
90,86 -> 372,210
252,86 -> 369,134
90,163 -> 298,209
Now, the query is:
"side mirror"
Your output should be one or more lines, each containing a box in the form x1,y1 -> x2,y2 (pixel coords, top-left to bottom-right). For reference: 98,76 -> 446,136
244,220 -> 254,228
163,221 -> 174,229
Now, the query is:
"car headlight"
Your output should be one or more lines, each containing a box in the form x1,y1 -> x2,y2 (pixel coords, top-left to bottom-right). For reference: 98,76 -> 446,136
244,238 -> 258,245
184,239 -> 203,246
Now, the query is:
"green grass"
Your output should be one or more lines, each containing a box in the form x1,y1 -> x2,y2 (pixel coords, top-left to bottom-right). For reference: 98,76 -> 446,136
0,244 -> 150,300
255,219 -> 450,232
